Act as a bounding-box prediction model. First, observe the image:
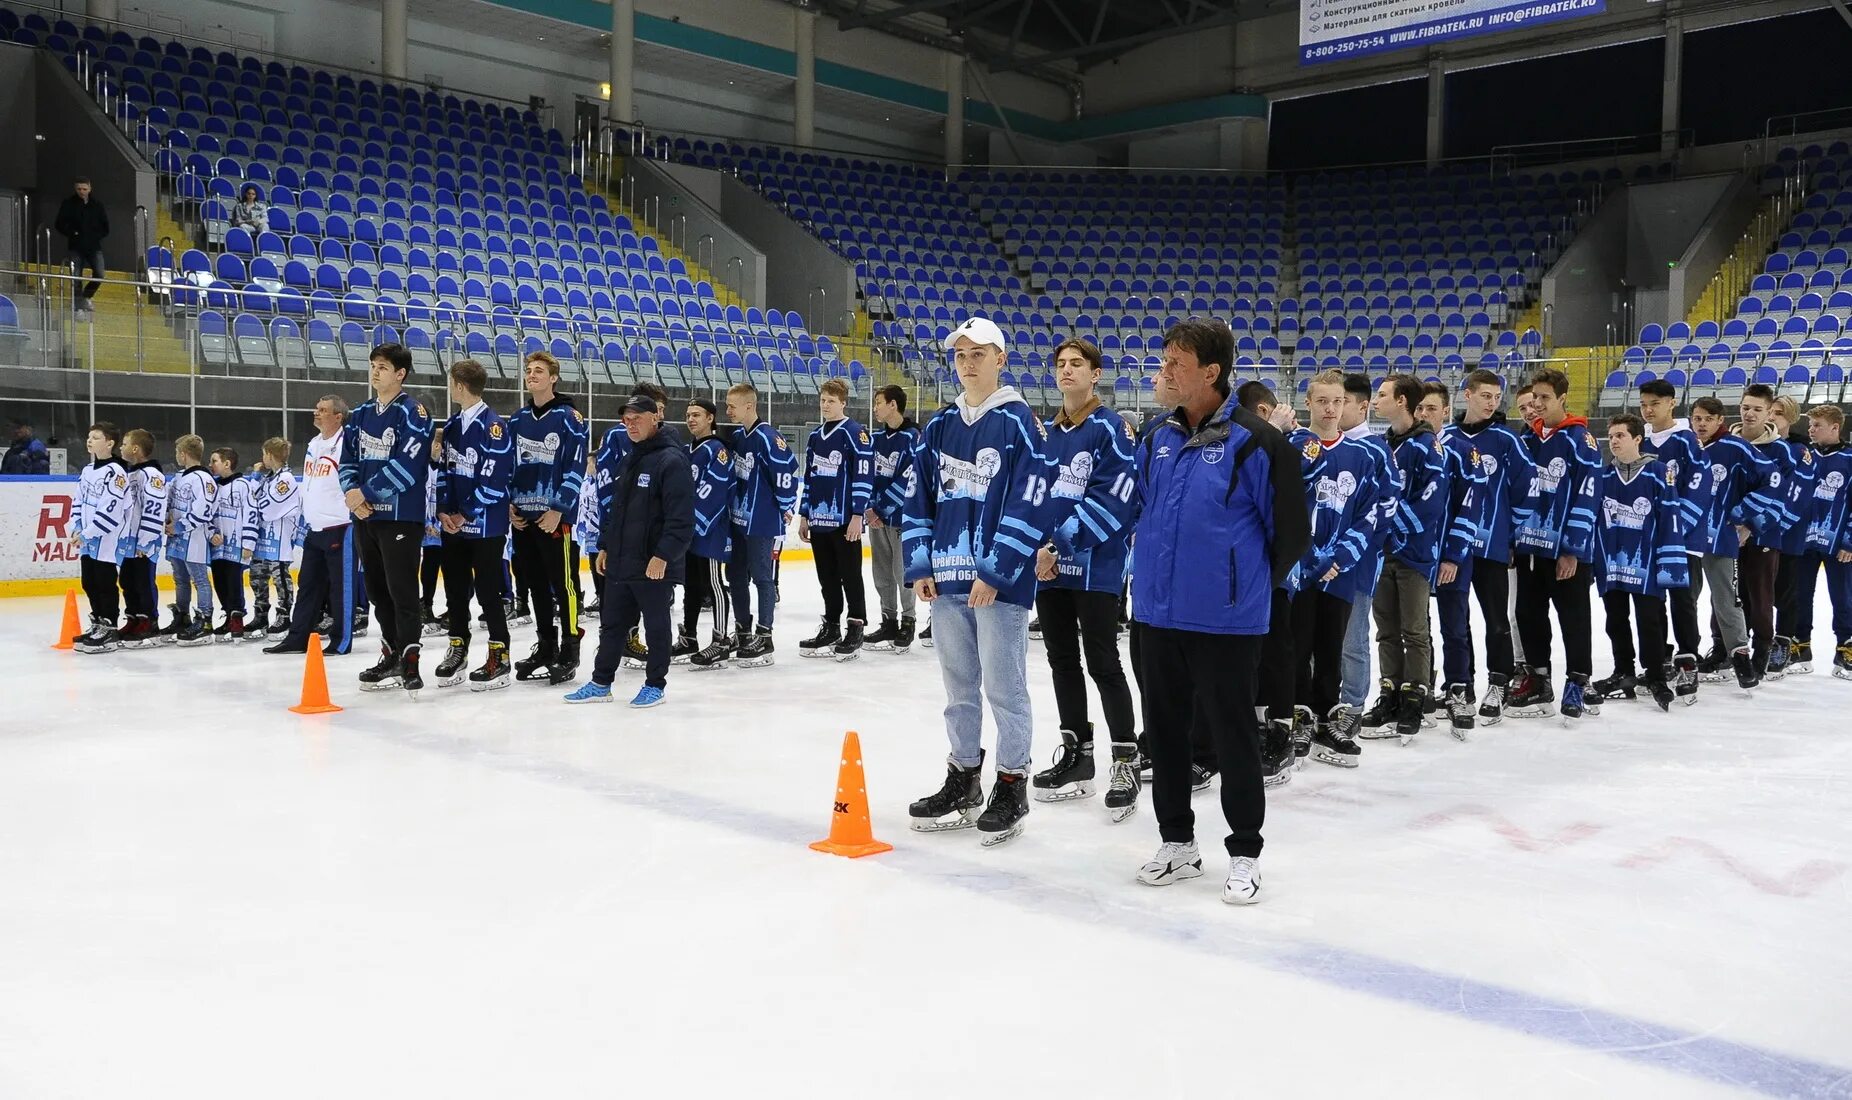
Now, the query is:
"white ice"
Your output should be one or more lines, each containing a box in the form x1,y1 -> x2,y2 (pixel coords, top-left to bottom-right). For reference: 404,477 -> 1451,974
2,563 -> 1849,1099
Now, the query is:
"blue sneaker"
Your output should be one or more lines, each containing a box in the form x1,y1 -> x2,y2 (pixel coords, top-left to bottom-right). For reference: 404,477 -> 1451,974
564,681 -> 613,704
629,684 -> 665,708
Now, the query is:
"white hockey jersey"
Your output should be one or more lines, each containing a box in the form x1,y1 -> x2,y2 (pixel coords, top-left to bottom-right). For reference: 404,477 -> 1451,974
208,474 -> 259,562
126,461 -> 168,558
255,467 -> 304,561
165,466 -> 217,563
75,457 -> 134,564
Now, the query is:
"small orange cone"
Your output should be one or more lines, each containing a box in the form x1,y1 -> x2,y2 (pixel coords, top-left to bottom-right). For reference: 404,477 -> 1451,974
288,633 -> 343,715
50,588 -> 80,650
810,730 -> 893,858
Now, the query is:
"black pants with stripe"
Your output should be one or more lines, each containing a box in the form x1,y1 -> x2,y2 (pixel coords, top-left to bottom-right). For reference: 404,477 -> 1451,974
285,524 -> 357,653
682,550 -> 731,640
513,522 -> 579,651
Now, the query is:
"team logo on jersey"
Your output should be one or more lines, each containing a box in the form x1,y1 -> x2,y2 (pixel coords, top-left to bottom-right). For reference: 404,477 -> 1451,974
812,449 -> 843,477
1202,441 -> 1225,465
1479,453 -> 1498,475
360,427 -> 397,461
1602,496 -> 1649,530
775,435 -> 788,450
1469,447 -> 1481,469
859,430 -> 870,445
151,475 -> 165,489
1584,430 -> 1597,448
716,449 -> 729,464
114,475 -> 127,489
1666,466 -> 1677,485
1053,451 -> 1093,499
1535,456 -> 1567,492
736,451 -> 757,478
518,431 -> 562,466
1818,471 -> 1845,497
571,408 -> 584,422
415,403 -> 428,418
1314,471 -> 1357,510
939,447 -> 1002,500
1803,449 -> 1815,465
489,423 -> 504,439
1302,439 -> 1322,461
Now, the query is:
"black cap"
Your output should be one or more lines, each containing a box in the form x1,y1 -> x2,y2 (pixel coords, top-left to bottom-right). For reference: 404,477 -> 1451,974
622,394 -> 659,415
688,397 -> 718,420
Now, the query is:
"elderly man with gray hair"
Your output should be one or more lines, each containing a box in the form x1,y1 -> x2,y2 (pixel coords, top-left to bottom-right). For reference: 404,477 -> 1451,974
264,394 -> 361,656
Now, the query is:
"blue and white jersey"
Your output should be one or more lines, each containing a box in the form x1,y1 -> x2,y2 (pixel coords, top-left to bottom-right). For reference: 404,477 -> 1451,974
1694,433 -> 1783,556
575,471 -> 602,552
1446,414 -> 1529,563
1436,427 -> 1486,569
165,466 -> 216,563
1383,423 -> 1451,582
1641,420 -> 1707,549
74,456 -> 134,564
1514,417 -> 1601,560
1805,444 -> 1852,556
897,387 -> 1058,610
253,467 -> 303,561
125,460 -> 167,558
1289,430 -> 1381,604
1757,436 -> 1816,555
437,402 -> 514,540
1043,401 -> 1138,594
422,468 -> 442,548
870,419 -> 920,525
508,395 -> 588,520
340,391 -> 434,524
802,418 -> 873,530
729,420 -> 799,537
207,474 -> 258,562
689,434 -> 734,560
1344,422 -> 1400,598
1595,459 -> 1689,597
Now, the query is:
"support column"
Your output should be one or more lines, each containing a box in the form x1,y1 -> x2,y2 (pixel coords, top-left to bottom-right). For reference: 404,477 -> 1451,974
381,0 -> 407,82
1425,57 -> 1445,166
944,52 -> 965,168
794,6 -> 817,148
86,0 -> 119,23
1661,17 -> 1682,156
609,0 -> 635,122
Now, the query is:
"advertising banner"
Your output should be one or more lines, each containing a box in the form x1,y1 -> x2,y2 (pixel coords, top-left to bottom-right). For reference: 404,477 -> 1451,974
1300,0 -> 1606,65
0,476 -> 82,592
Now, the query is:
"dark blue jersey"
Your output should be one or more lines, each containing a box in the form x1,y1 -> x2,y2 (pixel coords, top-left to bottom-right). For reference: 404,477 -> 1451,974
1806,445 -> 1852,556
688,434 -> 734,560
507,395 -> 588,520
1595,459 -> 1690,596
802,418 -> 874,529
437,402 -> 514,539
1694,433 -> 1783,556
729,420 -> 799,537
340,391 -> 434,524
1437,428 -> 1486,568
1289,430 -> 1381,604
1448,415 -> 1530,564
1514,417 -> 1600,561
870,419 -> 920,525
1641,420 -> 1707,549
1043,402 -> 1138,594
1383,422 -> 1451,582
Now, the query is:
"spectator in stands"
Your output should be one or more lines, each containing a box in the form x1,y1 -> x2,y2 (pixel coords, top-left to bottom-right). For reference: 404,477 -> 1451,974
54,177 -> 108,319
3,422 -> 50,474
230,184 -> 268,235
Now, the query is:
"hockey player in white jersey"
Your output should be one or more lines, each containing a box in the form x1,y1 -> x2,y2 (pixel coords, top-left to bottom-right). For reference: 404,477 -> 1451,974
117,428 -> 167,648
70,422 -> 134,653
166,434 -> 217,646
250,437 -> 304,638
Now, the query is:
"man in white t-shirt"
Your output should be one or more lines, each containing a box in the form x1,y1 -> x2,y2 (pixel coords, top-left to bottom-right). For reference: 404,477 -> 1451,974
264,395 -> 360,655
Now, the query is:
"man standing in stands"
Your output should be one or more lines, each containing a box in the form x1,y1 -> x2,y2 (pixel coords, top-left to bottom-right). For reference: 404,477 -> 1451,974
55,177 -> 108,319
1131,319 -> 1308,905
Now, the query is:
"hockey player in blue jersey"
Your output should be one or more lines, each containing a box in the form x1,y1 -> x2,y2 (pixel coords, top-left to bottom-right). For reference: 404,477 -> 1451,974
1441,369 -> 1528,723
1338,372 -> 1403,721
1289,370 -> 1382,768
1766,395 -> 1818,680
70,422 -> 132,652
506,349 -> 589,686
678,398 -> 737,670
723,382 -> 799,666
341,342 -> 435,693
117,428 -> 166,647
1794,404 -> 1852,677
1687,395 -> 1783,689
1360,374 -> 1452,742
1638,379 -> 1708,703
1025,338 -> 1142,822
1593,414 -> 1689,712
433,359 -> 515,690
166,433 -> 217,646
1727,385 -> 1793,687
1419,381 -> 1487,735
206,446 -> 259,640
900,317 -> 1060,847
798,377 -> 875,660
864,385 -> 921,652
418,432 -> 446,637
1508,368 -> 1602,720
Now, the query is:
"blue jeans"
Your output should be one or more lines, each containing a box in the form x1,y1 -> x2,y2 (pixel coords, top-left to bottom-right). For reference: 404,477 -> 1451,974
170,558 -> 211,616
931,592 -> 1033,773
727,530 -> 778,630
1340,592 -> 1372,707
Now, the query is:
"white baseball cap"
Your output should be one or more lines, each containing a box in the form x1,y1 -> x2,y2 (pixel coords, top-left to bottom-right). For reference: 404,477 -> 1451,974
943,316 -> 1008,353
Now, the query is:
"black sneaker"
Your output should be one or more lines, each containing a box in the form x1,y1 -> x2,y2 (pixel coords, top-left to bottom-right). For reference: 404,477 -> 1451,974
798,618 -> 841,658
1311,705 -> 1362,767
434,639 -> 469,686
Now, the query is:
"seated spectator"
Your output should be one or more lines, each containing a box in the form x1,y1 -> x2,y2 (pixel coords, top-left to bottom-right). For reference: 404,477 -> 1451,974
230,184 -> 268,234
3,422 -> 50,474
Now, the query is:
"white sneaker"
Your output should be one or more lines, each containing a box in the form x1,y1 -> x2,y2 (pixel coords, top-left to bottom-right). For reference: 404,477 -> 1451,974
1136,840 -> 1203,886
1222,856 -> 1262,905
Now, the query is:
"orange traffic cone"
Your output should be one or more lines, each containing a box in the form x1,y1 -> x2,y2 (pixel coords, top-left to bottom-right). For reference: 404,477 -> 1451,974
809,730 -> 893,858
288,633 -> 343,715
50,588 -> 80,650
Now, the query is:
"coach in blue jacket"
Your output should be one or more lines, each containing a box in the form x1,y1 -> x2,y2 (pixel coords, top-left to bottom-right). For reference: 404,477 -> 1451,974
1131,319 -> 1309,905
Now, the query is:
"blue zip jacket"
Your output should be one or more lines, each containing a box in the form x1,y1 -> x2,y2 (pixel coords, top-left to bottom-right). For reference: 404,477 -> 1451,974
1289,429 -> 1381,604
340,391 -> 434,523
802,418 -> 874,530
897,387 -> 1059,610
1805,444 -> 1852,555
1383,421 -> 1452,582
688,433 -> 734,560
729,419 -> 800,537
1641,420 -> 1708,548
870,419 -> 920,525
437,402 -> 514,539
1448,413 -> 1529,564
1695,432 -> 1783,556
1595,458 -> 1690,597
508,395 -> 588,520
1131,392 -> 1309,635
1043,400 -> 1139,595
1514,416 -> 1600,560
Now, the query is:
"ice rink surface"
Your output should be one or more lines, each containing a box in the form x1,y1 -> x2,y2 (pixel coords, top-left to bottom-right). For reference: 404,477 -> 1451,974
3,563 -> 1849,1099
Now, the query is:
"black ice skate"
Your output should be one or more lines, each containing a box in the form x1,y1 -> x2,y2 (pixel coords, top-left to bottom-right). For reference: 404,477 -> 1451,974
1788,641 -> 1813,675
434,639 -> 469,686
1191,763 -> 1216,793
175,615 -> 213,647
399,643 -> 424,698
1479,671 -> 1508,725
862,615 -> 899,651
1394,683 -> 1426,743
1765,635 -> 1792,680
420,606 -> 446,637
909,755 -> 985,832
689,633 -> 733,671
977,770 -> 1029,846
1834,642 -> 1852,679
1672,653 -> 1700,706
621,628 -> 650,670
1559,673 -> 1591,720
733,627 -> 775,667
1104,744 -> 1140,824
1732,646 -> 1760,693
892,615 -> 916,653
798,618 -> 841,658
1647,668 -> 1676,712
73,615 -> 119,654
1506,666 -> 1556,717
547,634 -> 582,686
832,619 -> 864,662
1290,705 -> 1316,765
1444,683 -> 1475,740
1312,705 -> 1362,768
668,634 -> 699,665
469,642 -> 512,692
358,644 -> 402,691
1260,719 -> 1294,789
919,621 -> 933,647
1696,647 -> 1731,683
1591,670 -> 1637,705
1031,728 -> 1095,803
1357,679 -> 1401,738
514,641 -> 556,682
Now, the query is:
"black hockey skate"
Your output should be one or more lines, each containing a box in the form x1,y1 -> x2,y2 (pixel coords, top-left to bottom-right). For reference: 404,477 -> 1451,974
1394,683 -> 1426,743
1788,641 -> 1813,675
269,610 -> 291,636
420,606 -> 445,637
1506,666 -> 1556,717
469,642 -> 512,692
1444,682 -> 1475,740
862,615 -> 899,651
1696,646 -> 1731,683
1104,744 -> 1140,824
977,769 -> 1029,846
1834,642 -> 1852,679
1672,653 -> 1700,706
175,615 -> 213,648
1260,719 -> 1294,790
358,644 -> 402,691
513,642 -> 556,682
1647,668 -> 1676,712
909,755 -> 984,832
1559,673 -> 1591,720
1479,672 -> 1508,725
620,628 -> 650,670
798,618 -> 841,658
73,615 -> 120,654
1190,763 -> 1216,793
1732,646 -> 1760,693
1357,679 -> 1401,738
434,639 -> 469,687
1290,705 -> 1316,765
919,620 -> 932,647
668,634 -> 699,665
893,614 -> 916,653
1031,728 -> 1095,803
1027,617 -> 1041,642
547,634 -> 582,686
1590,671 -> 1637,705
1312,705 -> 1362,768
832,619 -> 864,661
734,627 -> 775,667
1765,635 -> 1792,681
689,633 -> 733,670
399,643 -> 424,698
